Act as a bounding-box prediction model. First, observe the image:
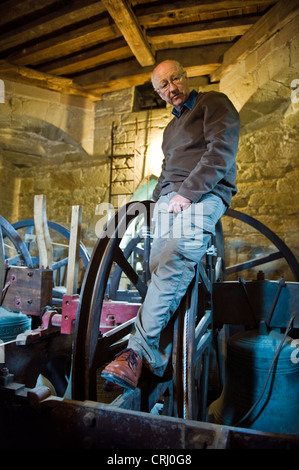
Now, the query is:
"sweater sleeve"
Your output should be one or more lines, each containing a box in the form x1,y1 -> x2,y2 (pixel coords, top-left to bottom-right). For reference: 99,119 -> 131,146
152,159 -> 165,201
177,93 -> 240,203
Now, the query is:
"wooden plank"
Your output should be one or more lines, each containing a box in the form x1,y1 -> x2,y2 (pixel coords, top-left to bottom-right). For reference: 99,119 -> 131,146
148,17 -> 258,48
0,0 -> 58,27
66,205 -> 82,295
0,0 -> 106,53
101,0 -> 155,67
211,0 -> 299,82
0,60 -> 103,100
39,39 -> 132,75
40,46 -> 132,76
82,72 -> 153,93
6,18 -> 121,66
135,0 -> 278,28
34,195 -> 53,269
40,21 -> 237,76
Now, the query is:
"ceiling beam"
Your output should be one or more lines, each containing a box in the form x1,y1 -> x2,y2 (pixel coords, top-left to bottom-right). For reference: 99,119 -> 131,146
148,17 -> 258,48
6,17 -> 121,66
136,0 -> 278,28
0,0 -> 106,53
0,60 -> 102,101
0,0 -> 58,27
38,40 -> 133,76
210,0 -> 299,82
101,0 -> 155,67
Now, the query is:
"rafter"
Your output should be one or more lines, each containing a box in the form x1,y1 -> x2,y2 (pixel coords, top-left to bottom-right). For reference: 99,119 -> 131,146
0,0 -> 106,53
39,40 -> 133,76
0,0 -> 58,27
136,0 -> 278,28
148,17 -> 258,48
6,17 -> 121,66
101,0 -> 155,67
0,60 -> 102,100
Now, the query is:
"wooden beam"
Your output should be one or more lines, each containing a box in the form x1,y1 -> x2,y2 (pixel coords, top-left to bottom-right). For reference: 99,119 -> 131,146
0,0 -> 106,53
101,0 -> 155,67
6,17 -> 121,66
66,206 -> 82,295
34,195 -> 53,269
158,43 -> 230,71
0,61 -> 102,101
78,67 -> 153,93
210,0 -> 299,82
148,17 -> 258,48
0,0 -> 58,27
136,0 -> 278,28
38,39 -> 132,76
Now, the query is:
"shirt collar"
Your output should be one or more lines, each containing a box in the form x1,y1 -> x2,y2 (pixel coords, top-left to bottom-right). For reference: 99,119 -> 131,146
172,89 -> 198,118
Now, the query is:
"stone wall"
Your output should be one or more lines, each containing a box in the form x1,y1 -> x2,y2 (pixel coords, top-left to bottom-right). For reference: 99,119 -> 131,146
219,22 -> 299,281
0,154 -> 20,222
224,114 -> 299,281
0,80 -> 97,252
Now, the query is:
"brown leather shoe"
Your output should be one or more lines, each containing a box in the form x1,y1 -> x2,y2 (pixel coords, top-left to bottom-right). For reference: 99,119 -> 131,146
101,348 -> 142,389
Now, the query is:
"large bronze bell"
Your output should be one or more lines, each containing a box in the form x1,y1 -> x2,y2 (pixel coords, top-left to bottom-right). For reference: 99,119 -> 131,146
208,323 -> 299,435
0,306 -> 31,342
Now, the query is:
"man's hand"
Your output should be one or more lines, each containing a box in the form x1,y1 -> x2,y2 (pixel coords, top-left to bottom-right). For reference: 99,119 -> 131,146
168,194 -> 191,213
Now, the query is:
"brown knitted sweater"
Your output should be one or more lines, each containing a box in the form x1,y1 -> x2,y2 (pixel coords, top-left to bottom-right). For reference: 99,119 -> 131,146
152,91 -> 240,207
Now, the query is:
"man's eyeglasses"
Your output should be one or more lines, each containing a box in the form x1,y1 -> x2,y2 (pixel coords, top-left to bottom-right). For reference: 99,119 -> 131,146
155,73 -> 185,93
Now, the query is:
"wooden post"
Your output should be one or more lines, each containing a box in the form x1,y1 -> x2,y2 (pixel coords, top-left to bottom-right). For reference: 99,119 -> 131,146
0,228 -> 5,295
66,205 -> 82,295
34,195 -> 53,269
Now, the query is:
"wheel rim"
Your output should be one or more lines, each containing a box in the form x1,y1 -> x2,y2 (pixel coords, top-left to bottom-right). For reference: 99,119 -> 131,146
224,209 -> 299,281
72,201 -> 153,401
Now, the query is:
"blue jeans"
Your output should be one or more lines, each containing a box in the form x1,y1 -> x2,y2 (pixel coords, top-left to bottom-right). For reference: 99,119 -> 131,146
128,192 -> 226,376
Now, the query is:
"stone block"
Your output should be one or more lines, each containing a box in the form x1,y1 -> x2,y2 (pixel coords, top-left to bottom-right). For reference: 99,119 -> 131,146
12,82 -> 60,103
59,93 -> 94,111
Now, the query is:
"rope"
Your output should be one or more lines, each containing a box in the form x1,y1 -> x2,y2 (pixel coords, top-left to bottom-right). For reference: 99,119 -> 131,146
183,308 -> 190,420
233,313 -> 296,427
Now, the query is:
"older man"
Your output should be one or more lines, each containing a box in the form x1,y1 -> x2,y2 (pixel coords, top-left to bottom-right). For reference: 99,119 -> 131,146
101,60 -> 240,389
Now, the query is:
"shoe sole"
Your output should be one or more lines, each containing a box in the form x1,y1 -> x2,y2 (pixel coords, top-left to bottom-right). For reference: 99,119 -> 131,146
103,380 -> 123,392
101,372 -> 137,390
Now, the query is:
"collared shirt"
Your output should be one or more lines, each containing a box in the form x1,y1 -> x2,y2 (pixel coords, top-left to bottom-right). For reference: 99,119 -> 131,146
171,89 -> 198,118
